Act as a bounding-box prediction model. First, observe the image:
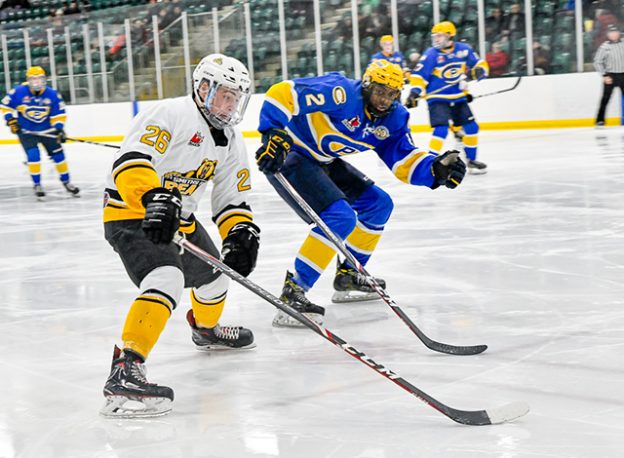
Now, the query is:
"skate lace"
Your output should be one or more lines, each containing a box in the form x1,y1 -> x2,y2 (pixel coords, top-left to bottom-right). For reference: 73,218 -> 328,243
130,362 -> 151,385
215,325 -> 241,340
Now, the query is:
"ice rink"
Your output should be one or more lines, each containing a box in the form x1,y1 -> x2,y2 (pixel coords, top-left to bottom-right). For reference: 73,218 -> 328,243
1,127 -> 624,457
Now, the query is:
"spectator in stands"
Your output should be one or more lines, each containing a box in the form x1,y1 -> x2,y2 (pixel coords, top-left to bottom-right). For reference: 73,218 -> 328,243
502,4 -> 525,36
485,8 -> 504,41
0,0 -> 30,9
63,1 -> 81,15
406,51 -> 421,71
592,9 -> 619,48
486,41 -> 509,76
131,19 -> 148,48
533,41 -> 551,74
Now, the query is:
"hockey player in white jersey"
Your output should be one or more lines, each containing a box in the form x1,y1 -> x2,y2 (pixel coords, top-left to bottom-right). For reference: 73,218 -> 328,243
100,54 -> 259,418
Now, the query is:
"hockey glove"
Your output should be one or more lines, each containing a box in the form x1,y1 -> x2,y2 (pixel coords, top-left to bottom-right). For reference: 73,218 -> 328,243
255,128 -> 292,174
465,93 -> 474,103
222,222 -> 260,277
7,118 -> 20,135
405,89 -> 421,108
141,187 -> 182,244
432,150 -> 466,189
472,66 -> 487,81
55,127 -> 67,143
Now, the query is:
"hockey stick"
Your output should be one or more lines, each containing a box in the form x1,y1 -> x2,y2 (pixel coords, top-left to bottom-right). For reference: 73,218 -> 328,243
22,130 -> 119,149
471,76 -> 521,100
274,172 -> 487,356
172,233 -> 528,425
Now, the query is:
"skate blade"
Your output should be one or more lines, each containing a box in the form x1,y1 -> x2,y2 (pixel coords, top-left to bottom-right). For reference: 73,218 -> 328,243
468,168 -> 487,175
272,311 -> 323,328
99,395 -> 172,419
331,290 -> 380,303
194,342 -> 257,351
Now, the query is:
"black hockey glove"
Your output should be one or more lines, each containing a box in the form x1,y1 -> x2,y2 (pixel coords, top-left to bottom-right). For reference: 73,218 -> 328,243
255,128 -> 292,174
55,127 -> 67,143
141,187 -> 182,244
222,222 -> 260,277
405,89 -> 421,108
472,66 -> 487,81
7,118 -> 20,135
432,150 -> 466,189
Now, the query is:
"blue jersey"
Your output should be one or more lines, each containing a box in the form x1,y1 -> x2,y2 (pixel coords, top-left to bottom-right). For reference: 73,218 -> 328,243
1,84 -> 67,132
410,42 -> 489,104
370,51 -> 407,70
258,72 -> 437,187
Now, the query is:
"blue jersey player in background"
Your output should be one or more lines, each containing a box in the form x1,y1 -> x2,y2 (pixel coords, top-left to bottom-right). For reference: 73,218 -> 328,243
1,66 -> 80,199
369,35 -> 410,79
254,60 -> 466,327
406,21 -> 489,174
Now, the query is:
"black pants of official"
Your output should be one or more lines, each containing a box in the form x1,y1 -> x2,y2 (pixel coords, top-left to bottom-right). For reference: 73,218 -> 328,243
597,72 -> 624,123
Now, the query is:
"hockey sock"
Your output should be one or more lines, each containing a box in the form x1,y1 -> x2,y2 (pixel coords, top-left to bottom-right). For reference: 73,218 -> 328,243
121,292 -> 173,359
50,152 -> 70,183
25,147 -> 41,185
190,289 -> 226,329
462,121 -> 479,161
346,185 -> 393,266
429,126 -> 449,154
294,199 -> 356,289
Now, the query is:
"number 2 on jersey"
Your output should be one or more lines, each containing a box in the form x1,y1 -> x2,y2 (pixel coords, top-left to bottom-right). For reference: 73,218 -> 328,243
236,168 -> 251,192
140,125 -> 171,154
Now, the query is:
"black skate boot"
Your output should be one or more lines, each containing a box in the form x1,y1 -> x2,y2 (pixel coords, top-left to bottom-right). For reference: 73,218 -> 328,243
273,271 -> 325,327
467,159 -> 487,175
186,309 -> 256,350
33,184 -> 45,200
332,260 -> 386,303
100,345 -> 174,418
63,182 -> 80,196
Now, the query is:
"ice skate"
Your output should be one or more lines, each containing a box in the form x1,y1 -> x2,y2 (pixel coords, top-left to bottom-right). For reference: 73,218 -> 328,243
100,345 -> 174,418
467,159 -> 487,175
273,271 -> 325,327
33,184 -> 45,200
63,182 -> 80,196
186,309 -> 256,350
332,260 -> 386,303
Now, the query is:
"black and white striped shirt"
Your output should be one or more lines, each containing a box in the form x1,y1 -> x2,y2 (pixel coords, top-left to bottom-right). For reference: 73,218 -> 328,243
594,39 -> 624,74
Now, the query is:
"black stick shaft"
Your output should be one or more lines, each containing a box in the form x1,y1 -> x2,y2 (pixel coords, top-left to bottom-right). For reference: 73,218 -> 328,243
173,235 -> 500,425
22,130 -> 119,149
274,173 -> 487,356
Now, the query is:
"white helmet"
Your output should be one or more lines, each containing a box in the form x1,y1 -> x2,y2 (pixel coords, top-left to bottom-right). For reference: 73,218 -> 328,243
192,53 -> 252,129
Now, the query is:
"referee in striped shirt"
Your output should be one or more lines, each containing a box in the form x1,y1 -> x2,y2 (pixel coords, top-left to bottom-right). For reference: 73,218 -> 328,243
594,24 -> 624,126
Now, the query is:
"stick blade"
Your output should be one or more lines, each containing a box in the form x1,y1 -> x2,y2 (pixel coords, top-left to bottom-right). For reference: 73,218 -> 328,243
485,401 -> 530,425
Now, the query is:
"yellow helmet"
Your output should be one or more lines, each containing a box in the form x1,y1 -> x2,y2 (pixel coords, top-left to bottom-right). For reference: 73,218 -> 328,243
362,59 -> 404,91
26,66 -> 46,78
379,35 -> 394,45
431,21 -> 457,37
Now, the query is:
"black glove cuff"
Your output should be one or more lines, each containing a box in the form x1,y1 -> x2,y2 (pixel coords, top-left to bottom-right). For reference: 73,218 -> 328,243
141,186 -> 182,207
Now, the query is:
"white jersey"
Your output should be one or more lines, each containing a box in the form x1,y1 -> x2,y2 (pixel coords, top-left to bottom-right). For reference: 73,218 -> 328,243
104,95 -> 253,237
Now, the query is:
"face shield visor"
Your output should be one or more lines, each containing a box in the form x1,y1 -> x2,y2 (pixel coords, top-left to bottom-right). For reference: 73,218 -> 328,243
27,75 -> 47,92
431,32 -> 451,50
197,79 -> 250,129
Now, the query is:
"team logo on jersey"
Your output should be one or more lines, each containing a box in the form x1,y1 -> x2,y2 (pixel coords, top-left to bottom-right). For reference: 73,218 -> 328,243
162,159 -> 218,195
342,115 -> 361,132
373,126 -> 390,140
437,56 -> 445,63
439,62 -> 466,82
21,106 -> 51,123
188,131 -> 204,147
22,96 -> 31,103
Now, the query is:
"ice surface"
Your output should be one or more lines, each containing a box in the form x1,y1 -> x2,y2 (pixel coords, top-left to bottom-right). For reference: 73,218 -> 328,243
1,128 -> 623,457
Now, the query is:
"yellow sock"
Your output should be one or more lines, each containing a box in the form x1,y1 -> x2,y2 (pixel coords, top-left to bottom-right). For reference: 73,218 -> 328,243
429,136 -> 444,154
55,161 -> 68,174
296,230 -> 337,273
191,289 -> 226,329
121,294 -> 172,359
345,223 -> 382,256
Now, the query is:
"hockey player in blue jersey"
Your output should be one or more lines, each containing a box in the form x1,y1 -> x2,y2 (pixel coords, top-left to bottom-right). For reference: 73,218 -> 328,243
369,35 -> 410,79
255,60 -> 466,327
406,21 -> 489,174
1,66 -> 80,199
